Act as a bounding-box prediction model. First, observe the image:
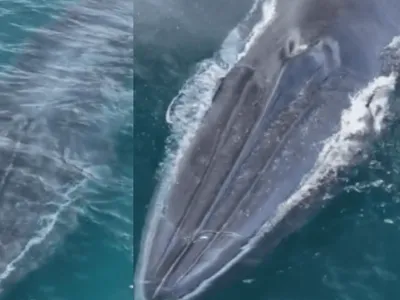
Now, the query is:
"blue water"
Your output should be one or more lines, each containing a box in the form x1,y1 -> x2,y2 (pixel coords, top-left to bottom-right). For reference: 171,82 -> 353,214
0,1 -> 133,300
134,1 -> 400,300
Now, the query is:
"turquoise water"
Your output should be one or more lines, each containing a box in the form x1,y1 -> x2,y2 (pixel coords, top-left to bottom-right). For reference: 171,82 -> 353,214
134,1 -> 400,300
0,1 -> 133,300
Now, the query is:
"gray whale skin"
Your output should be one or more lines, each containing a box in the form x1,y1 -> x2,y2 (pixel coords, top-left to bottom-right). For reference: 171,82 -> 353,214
135,0 -> 400,299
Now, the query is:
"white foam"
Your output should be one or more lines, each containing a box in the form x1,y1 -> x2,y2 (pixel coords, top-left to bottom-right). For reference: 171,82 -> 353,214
388,36 -> 400,49
384,219 -> 395,225
0,177 -> 87,282
237,0 -> 277,61
253,72 -> 397,245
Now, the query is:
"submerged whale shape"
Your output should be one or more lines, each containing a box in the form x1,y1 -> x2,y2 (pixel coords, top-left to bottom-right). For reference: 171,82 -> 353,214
135,0 -> 400,299
0,0 -> 132,294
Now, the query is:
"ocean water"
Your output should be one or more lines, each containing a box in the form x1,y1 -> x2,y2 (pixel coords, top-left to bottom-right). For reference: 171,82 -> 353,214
134,1 -> 400,300
0,1 -> 133,300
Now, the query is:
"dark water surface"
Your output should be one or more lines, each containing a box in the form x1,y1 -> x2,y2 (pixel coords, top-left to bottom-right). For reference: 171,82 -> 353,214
0,1 -> 133,299
134,1 -> 400,300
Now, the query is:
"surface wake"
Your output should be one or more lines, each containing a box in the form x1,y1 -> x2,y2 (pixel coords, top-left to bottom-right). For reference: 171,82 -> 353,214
0,0 -> 133,291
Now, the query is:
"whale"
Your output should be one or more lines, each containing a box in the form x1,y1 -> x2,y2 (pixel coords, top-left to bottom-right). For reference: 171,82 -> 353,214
0,0 -> 132,295
134,0 -> 400,299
